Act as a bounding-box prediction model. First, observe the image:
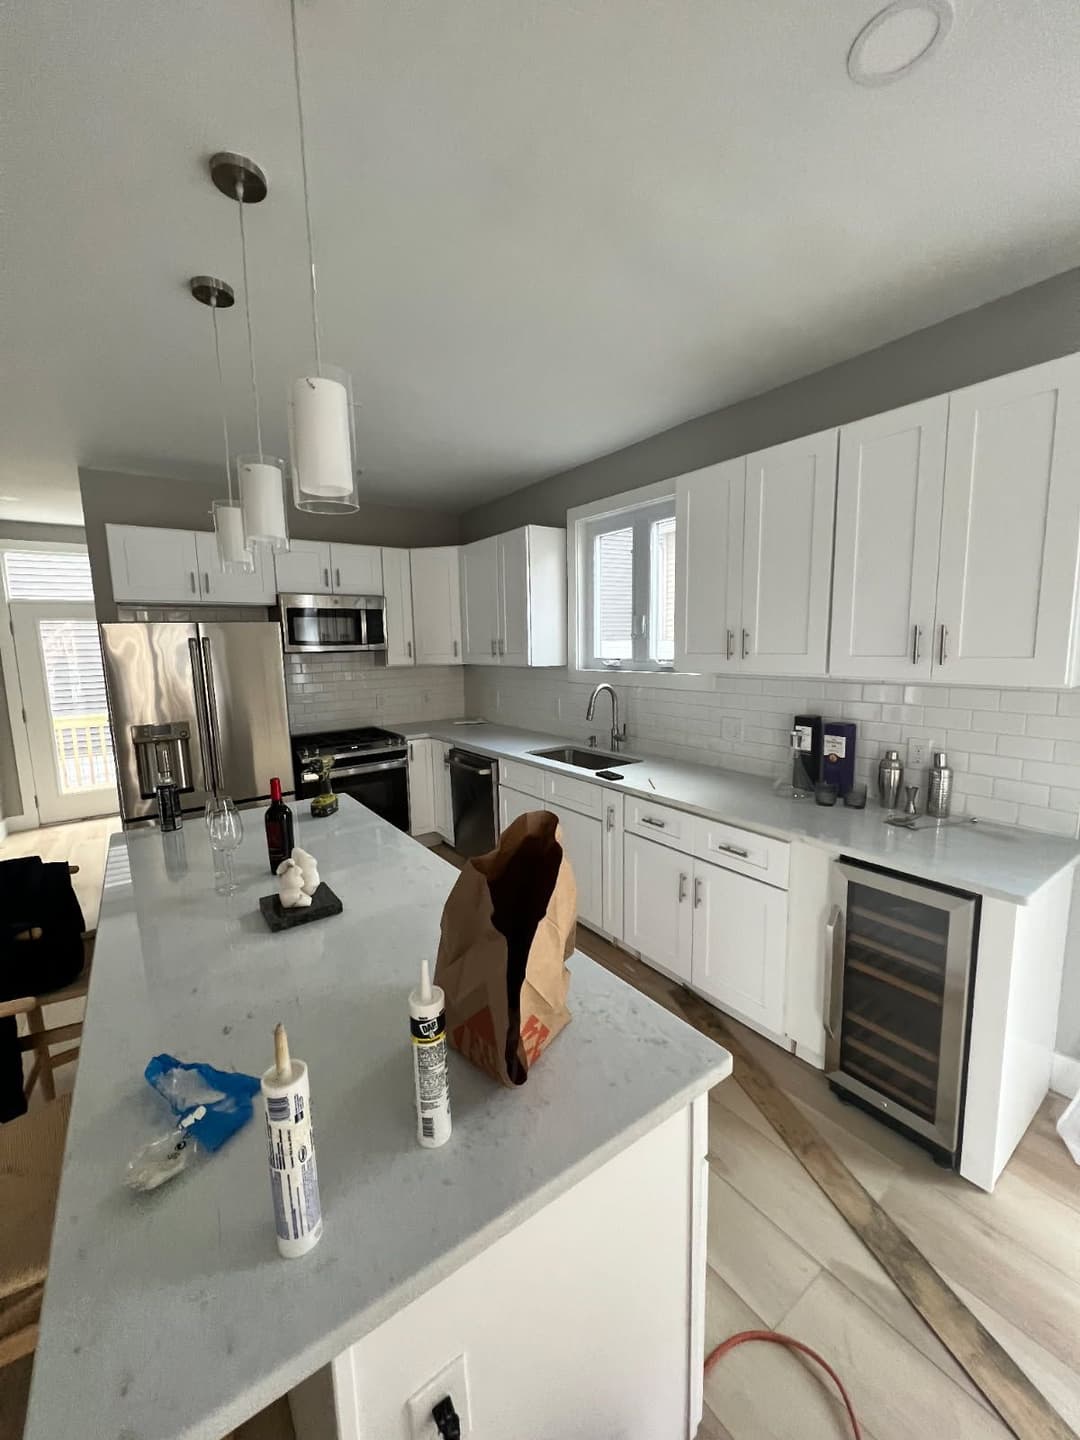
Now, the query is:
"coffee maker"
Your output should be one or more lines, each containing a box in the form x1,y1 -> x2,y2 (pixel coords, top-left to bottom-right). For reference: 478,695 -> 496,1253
131,723 -> 194,830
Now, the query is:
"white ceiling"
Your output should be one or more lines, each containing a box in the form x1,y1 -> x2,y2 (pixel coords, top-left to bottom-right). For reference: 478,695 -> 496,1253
3,0 -> 1080,526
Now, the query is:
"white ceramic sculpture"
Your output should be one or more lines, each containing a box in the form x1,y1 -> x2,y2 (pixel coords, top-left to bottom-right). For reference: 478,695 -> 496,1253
292,846 -> 320,897
276,857 -> 312,909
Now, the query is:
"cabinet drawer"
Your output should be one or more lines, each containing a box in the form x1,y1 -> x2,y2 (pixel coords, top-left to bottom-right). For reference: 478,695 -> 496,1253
498,759 -> 544,798
692,816 -> 789,889
543,770 -> 603,819
624,797 -> 693,854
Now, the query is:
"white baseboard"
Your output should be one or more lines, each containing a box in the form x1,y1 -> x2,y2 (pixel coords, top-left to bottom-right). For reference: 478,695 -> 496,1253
1050,1051 -> 1080,1099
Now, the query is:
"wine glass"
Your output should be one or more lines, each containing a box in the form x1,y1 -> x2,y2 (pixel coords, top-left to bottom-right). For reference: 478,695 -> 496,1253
206,796 -> 244,895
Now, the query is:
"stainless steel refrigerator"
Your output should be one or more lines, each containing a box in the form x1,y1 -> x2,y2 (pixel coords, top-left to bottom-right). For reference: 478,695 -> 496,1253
101,622 -> 292,823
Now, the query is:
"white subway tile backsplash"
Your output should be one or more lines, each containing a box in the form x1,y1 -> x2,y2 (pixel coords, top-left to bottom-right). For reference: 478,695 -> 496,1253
948,688 -> 1000,710
969,754 -> 1023,780
992,777 -> 1051,807
1017,805 -> 1079,838
997,734 -> 1056,761
965,797 -> 1020,824
999,690 -> 1059,714
971,710 -> 1026,734
948,729 -> 997,754
1026,714 -> 1080,741
285,652 -> 465,734
1022,760 -> 1080,790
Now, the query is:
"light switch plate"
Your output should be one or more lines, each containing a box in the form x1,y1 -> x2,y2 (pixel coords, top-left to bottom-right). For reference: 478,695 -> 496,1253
406,1354 -> 471,1439
907,737 -> 932,770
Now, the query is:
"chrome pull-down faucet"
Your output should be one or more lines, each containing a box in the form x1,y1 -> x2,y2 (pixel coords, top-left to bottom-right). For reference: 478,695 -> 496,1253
586,683 -> 627,753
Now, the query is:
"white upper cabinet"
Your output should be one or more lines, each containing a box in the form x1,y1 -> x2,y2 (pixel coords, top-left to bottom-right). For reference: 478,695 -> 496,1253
330,543 -> 383,595
107,525 -> 201,604
933,354 -> 1080,687
381,547 -> 414,667
194,532 -> 277,606
674,458 -> 745,671
411,546 -> 462,665
741,429 -> 838,675
829,397 -> 948,680
274,540 -> 332,595
461,526 -> 566,667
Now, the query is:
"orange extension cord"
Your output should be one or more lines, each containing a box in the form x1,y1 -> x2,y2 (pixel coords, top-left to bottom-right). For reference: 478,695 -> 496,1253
705,1330 -> 863,1439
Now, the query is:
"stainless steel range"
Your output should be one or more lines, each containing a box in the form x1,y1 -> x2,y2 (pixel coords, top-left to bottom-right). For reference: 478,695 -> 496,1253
292,726 -> 409,830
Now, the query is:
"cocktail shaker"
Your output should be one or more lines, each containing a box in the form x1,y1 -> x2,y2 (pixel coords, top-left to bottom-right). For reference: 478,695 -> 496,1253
877,750 -> 903,809
928,751 -> 953,818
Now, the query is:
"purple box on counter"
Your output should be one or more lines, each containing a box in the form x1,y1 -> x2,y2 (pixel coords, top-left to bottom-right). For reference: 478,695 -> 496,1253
822,722 -> 857,795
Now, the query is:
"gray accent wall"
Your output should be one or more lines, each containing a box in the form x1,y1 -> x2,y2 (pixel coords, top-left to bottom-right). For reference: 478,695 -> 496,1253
461,266 -> 1080,540
79,468 -> 461,621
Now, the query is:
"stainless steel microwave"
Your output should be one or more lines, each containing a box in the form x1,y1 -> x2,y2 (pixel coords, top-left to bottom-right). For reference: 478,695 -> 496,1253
279,593 -> 387,654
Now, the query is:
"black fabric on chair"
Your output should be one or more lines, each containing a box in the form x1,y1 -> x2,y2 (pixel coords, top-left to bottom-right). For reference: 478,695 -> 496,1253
0,857 -> 86,1122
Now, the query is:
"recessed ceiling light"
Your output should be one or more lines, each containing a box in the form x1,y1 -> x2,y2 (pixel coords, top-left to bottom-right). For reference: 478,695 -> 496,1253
847,0 -> 953,87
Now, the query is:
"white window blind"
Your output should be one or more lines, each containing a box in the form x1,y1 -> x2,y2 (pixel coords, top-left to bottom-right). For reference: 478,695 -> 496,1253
580,496 -> 676,671
3,549 -> 94,602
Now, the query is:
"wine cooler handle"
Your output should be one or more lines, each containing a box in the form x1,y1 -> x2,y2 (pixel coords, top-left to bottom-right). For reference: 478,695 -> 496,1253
823,904 -> 845,1044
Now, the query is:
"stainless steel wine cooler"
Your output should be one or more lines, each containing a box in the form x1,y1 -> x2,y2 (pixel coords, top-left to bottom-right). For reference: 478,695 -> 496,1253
825,859 -> 978,1161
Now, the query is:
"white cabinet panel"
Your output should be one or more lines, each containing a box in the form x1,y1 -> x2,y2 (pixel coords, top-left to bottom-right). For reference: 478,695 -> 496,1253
830,397 -> 947,680
408,739 -> 437,836
194,531 -> 276,606
499,759 -> 544,797
498,528 -> 530,665
434,743 -> 453,843
275,540 -> 332,596
691,860 -> 787,1035
623,833 -> 693,982
106,525 -> 201,604
411,546 -> 462,665
740,429 -> 838,675
553,806 -> 603,931
498,783 -> 538,832
461,537 -> 500,664
935,354 -> 1080,686
543,769 -> 604,819
331,544 -> 383,595
381,548 -> 414,667
602,793 -> 624,941
675,458 -> 745,671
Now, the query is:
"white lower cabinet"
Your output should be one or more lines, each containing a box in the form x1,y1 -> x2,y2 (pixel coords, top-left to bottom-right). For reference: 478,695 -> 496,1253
623,833 -> 693,983
407,740 -> 437,836
433,743 -> 452,843
691,858 -> 787,1035
499,783 -> 603,931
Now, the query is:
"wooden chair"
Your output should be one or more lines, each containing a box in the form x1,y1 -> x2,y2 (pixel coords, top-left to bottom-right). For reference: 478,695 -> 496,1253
7,931 -> 93,1105
0,1091 -> 71,1368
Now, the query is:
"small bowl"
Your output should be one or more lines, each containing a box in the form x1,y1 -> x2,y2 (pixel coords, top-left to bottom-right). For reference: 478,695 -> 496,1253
814,782 -> 839,807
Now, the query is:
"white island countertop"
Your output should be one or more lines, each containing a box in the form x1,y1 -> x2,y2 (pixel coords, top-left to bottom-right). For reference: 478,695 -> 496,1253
396,720 -> 1080,903
24,797 -> 729,1440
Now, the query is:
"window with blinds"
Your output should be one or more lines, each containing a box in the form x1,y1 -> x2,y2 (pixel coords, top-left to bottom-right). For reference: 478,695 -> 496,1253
39,619 -> 115,793
581,498 -> 676,671
3,549 -> 94,602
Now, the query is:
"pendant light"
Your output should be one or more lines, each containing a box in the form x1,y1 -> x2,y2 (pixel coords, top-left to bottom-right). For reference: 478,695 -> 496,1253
189,275 -> 254,573
287,0 -> 359,514
209,152 -> 291,551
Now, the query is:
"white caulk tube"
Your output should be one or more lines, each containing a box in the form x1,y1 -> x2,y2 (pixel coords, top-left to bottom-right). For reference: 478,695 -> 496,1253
410,960 -> 451,1148
261,1023 -> 323,1258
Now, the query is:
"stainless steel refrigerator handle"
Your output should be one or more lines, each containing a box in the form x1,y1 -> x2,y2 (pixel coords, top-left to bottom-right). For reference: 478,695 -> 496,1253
823,904 -> 845,1042
911,624 -> 921,665
187,637 -> 217,792
200,638 -> 225,794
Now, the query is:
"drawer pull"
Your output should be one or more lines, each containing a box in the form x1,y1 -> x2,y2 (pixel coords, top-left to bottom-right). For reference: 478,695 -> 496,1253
713,841 -> 750,859
640,815 -> 666,829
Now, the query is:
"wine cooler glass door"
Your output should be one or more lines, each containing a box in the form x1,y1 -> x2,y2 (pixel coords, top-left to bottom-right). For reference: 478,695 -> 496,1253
825,862 -> 976,1153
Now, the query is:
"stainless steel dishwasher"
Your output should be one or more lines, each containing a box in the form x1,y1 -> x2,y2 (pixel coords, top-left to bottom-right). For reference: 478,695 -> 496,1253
449,748 -> 499,857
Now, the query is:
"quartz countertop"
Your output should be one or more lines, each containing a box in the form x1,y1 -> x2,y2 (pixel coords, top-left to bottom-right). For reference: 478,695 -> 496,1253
24,798 -> 729,1440
397,720 -> 1080,903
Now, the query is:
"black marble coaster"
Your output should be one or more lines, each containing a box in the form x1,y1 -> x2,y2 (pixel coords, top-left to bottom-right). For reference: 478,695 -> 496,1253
258,882 -> 343,932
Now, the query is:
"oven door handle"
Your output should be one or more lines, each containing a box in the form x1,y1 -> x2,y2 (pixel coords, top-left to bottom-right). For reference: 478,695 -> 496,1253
332,759 -> 407,778
823,904 -> 845,1050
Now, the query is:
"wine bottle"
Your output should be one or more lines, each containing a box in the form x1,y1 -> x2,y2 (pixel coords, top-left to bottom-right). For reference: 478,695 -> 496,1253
265,777 -> 295,874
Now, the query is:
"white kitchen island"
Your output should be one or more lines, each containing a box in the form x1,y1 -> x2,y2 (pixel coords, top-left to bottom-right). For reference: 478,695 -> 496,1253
23,797 -> 730,1440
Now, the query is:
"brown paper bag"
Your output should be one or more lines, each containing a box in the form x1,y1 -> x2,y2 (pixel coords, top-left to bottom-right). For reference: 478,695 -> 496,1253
434,810 -> 576,1086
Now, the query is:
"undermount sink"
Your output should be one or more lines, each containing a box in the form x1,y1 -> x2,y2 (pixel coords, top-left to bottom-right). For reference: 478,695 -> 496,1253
529,746 -> 641,771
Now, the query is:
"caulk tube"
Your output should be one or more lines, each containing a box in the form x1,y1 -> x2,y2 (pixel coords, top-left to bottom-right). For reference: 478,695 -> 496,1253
261,1024 -> 323,1258
410,960 -> 451,1148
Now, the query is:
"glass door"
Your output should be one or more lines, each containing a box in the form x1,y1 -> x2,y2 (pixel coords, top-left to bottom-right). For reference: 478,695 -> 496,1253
825,861 -> 976,1153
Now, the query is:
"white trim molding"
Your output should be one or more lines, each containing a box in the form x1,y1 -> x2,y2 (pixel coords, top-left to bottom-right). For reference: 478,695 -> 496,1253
1050,1050 -> 1080,1099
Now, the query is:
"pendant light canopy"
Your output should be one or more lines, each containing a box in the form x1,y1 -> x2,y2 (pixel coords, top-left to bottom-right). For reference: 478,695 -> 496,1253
288,0 -> 359,515
209,151 -> 290,551
189,275 -> 255,574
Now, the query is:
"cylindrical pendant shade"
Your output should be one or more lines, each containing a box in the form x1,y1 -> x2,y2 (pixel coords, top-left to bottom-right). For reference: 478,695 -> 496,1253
290,369 -> 359,513
238,455 -> 289,551
212,499 -> 254,573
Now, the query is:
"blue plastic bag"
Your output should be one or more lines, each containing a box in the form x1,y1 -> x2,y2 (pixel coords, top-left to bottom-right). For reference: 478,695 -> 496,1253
144,1053 -> 260,1152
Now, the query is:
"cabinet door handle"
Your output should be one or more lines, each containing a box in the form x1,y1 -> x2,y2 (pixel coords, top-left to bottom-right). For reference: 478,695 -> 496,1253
408,743 -> 413,761
741,628 -> 750,659
406,640 -> 412,658
203,571 -> 211,594
911,624 -> 922,665
335,567 -> 341,589
490,638 -> 497,657
498,638 -> 505,657
694,877 -> 703,908
678,872 -> 688,902
726,628 -> 735,661
606,804 -> 615,832
453,639 -> 459,658
938,623 -> 949,665
189,571 -> 197,595
640,815 -> 666,829
713,841 -> 749,859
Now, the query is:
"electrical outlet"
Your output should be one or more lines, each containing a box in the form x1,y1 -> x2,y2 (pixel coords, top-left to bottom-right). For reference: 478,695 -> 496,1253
907,737 -> 933,770
406,1354 -> 471,1440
